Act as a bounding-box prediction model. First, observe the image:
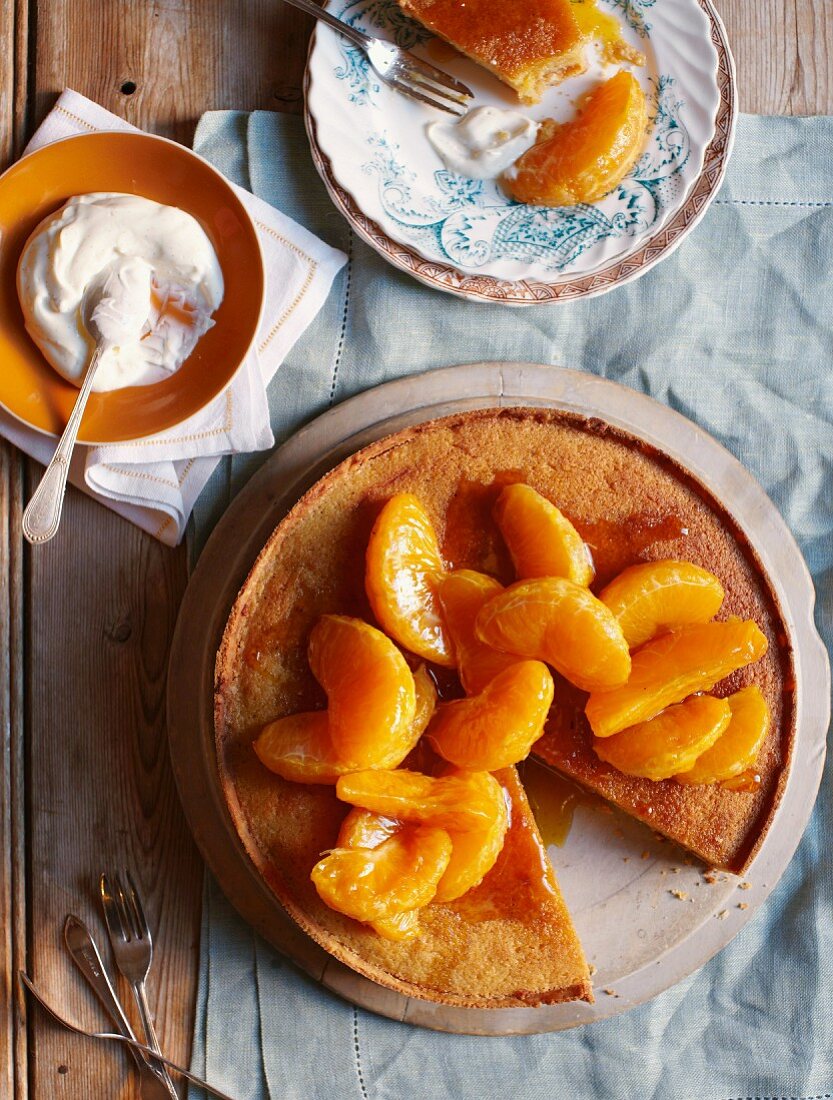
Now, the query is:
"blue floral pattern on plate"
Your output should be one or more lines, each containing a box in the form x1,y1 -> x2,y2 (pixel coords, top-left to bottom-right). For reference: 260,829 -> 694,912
308,0 -> 720,287
361,77 -> 688,273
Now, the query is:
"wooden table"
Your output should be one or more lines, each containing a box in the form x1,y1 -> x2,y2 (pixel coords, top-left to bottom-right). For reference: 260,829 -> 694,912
0,3 -> 830,1096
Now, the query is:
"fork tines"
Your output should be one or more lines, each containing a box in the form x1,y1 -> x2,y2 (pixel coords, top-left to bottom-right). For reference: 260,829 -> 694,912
100,870 -> 151,945
367,39 -> 472,117
403,55 -> 472,100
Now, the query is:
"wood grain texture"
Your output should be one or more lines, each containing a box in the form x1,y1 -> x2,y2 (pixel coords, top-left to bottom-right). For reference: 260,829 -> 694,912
718,0 -> 832,114
30,0 -> 316,140
26,490 -> 198,1099
2,1 -> 28,1097
1,0 -> 831,1097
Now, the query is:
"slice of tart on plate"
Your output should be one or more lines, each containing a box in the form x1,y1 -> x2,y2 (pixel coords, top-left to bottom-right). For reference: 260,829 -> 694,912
391,0 -> 588,103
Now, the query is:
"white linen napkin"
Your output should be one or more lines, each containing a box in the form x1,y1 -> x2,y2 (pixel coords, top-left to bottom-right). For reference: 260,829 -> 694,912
1,89 -> 346,546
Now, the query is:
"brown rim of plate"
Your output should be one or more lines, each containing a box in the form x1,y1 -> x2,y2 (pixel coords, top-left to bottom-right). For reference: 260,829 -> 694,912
213,406 -> 795,1004
302,0 -> 737,304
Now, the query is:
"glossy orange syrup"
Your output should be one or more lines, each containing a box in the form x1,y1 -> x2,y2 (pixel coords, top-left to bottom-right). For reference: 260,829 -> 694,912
425,38 -> 460,63
519,759 -> 590,847
720,770 -> 762,793
441,471 -> 524,579
574,513 -> 686,587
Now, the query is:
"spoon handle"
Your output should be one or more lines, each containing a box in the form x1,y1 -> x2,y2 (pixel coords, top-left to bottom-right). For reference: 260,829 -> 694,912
22,342 -> 106,545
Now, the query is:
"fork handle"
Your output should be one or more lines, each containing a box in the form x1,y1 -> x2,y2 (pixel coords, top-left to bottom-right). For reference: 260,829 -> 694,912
132,981 -> 178,1100
280,0 -> 371,48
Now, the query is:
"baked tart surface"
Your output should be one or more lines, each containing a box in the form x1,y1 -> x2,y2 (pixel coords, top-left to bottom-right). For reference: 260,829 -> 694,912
214,407 -> 794,1006
392,0 -> 587,103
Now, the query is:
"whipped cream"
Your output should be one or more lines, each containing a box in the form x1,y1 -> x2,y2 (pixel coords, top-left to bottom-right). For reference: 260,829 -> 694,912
426,106 -> 539,180
17,192 -> 224,391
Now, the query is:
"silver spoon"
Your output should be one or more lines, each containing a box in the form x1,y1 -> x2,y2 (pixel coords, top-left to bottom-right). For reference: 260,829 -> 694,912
22,265 -> 150,545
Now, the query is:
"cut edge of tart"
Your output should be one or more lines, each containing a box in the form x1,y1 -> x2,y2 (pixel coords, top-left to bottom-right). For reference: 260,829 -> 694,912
214,405 -> 796,1006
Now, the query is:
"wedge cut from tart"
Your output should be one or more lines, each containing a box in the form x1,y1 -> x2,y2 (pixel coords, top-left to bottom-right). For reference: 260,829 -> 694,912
393,0 -> 588,103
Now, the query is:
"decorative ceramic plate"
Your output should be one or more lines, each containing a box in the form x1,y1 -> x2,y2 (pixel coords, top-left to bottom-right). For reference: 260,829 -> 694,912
168,364 -> 828,1033
305,0 -> 736,304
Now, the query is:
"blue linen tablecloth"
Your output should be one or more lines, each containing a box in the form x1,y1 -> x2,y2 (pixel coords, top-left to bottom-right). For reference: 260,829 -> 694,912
186,111 -> 833,1100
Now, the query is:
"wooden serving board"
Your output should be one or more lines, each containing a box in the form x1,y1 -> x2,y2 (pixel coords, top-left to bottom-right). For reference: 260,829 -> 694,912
166,362 -> 829,1035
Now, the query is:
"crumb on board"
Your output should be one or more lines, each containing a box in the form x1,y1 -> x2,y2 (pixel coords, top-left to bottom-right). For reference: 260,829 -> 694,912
739,881 -> 752,890
703,870 -> 719,884
717,910 -> 729,920
588,964 -> 597,975
671,867 -> 680,874
603,988 -> 618,997
641,851 -> 650,860
622,856 -> 630,863
738,902 -> 749,911
669,889 -> 688,900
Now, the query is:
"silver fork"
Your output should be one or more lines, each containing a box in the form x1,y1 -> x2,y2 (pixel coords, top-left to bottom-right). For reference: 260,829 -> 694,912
282,0 -> 472,115
100,871 -> 178,1099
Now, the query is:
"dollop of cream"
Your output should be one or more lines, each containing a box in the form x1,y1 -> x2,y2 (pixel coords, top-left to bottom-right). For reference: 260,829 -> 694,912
17,192 -> 224,392
426,106 -> 539,180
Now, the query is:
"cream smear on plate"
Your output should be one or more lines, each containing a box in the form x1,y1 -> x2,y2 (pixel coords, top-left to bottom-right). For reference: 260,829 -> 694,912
426,106 -> 539,181
17,192 -> 224,392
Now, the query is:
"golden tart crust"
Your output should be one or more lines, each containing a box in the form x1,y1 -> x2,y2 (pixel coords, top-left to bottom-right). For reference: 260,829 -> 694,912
215,407 -> 794,1005
392,0 -> 587,102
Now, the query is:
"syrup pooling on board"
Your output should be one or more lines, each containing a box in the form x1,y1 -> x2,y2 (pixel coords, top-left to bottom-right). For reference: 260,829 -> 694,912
519,760 -> 592,848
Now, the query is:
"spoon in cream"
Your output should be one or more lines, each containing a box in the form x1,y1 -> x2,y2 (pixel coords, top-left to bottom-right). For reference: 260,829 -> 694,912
22,263 -> 152,544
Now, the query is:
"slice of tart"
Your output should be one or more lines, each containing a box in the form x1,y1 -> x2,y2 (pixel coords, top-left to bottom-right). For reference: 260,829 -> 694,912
392,0 -> 588,103
215,406 -> 794,1004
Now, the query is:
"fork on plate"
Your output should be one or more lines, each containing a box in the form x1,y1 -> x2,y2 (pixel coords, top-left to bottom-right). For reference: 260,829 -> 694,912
100,870 -> 178,1099
281,0 -> 472,115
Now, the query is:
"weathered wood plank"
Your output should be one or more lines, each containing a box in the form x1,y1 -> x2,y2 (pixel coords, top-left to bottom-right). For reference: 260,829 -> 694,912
0,443 -> 25,1100
30,0 -> 314,139
719,0 -> 833,115
26,492 -> 198,1100
2,1 -> 29,1096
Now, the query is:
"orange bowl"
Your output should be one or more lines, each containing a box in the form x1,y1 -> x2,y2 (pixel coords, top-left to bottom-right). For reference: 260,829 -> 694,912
0,131 -> 265,443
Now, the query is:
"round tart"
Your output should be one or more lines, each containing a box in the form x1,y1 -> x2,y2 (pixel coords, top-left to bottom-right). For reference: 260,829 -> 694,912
214,407 -> 794,1007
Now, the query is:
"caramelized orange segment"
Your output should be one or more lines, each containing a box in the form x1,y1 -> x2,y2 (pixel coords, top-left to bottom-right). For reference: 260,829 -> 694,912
254,661 -> 435,784
507,71 -> 648,207
675,685 -> 771,786
593,695 -> 731,781
370,910 -> 422,941
600,560 -> 725,648
311,825 -> 452,922
437,570 -> 518,694
365,493 -> 453,666
254,711 -> 345,784
493,484 -> 594,586
338,807 -> 399,849
475,577 -> 631,692
308,615 -> 416,768
433,767 -> 510,903
586,620 -> 768,738
336,768 -> 505,833
337,810 -> 422,940
427,661 -> 554,770
411,661 -> 438,736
